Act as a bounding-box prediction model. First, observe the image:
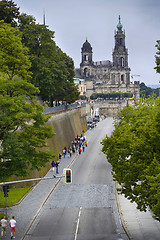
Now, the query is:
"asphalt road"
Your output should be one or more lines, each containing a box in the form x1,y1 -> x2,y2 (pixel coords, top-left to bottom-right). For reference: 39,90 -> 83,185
24,118 -> 129,240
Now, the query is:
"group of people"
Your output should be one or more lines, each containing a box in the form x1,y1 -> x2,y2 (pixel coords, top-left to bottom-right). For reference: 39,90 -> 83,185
51,133 -> 88,173
63,134 -> 88,157
51,160 -> 60,174
1,216 -> 16,239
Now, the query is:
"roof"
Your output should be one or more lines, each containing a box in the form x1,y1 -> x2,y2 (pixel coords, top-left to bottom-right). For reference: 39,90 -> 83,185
82,39 -> 92,52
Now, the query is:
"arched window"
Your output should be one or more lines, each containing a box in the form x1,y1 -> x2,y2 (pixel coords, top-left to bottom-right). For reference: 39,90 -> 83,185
121,75 -> 124,82
84,68 -> 89,77
84,55 -> 88,61
121,57 -> 124,67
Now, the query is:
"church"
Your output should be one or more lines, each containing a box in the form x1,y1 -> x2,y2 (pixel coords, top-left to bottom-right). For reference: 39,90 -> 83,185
75,16 -> 140,99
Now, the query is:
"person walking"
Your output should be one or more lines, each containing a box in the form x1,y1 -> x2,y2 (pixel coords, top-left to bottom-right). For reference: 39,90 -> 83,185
51,160 -> 55,172
82,142 -> 85,152
9,216 -> 16,239
1,216 -> 7,238
63,148 -> 66,158
58,152 -> 62,160
55,161 -> 59,174
85,140 -> 88,147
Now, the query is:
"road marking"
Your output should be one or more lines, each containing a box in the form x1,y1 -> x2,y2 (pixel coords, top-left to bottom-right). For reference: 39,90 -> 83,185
74,207 -> 82,240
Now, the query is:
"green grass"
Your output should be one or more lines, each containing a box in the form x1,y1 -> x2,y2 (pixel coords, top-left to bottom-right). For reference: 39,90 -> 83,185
0,187 -> 31,207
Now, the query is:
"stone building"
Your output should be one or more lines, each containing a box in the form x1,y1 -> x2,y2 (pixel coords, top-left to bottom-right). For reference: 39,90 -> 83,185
75,16 -> 140,99
74,78 -> 86,96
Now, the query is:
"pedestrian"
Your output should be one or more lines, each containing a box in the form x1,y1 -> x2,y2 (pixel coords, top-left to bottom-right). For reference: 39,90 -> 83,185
58,152 -> 62,160
55,161 -> 59,174
67,148 -> 70,158
1,216 -> 7,238
51,160 -> 55,172
82,142 -> 85,152
70,149 -> 72,158
9,216 -> 16,239
79,147 -> 82,154
85,140 -> 88,147
63,148 -> 66,158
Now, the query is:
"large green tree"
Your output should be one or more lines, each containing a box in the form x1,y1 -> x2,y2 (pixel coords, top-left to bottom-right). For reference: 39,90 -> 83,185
101,97 -> 160,221
0,21 -> 55,181
0,74 -> 55,181
0,0 -> 79,105
0,0 -> 20,27
0,20 -> 31,80
18,13 -> 79,106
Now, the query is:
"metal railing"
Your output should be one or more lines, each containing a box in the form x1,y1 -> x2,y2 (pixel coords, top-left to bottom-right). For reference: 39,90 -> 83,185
43,102 -> 86,114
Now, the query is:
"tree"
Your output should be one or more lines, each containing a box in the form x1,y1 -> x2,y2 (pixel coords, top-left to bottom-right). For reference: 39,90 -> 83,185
140,82 -> 160,98
18,13 -> 79,105
0,21 -> 55,181
101,97 -> 160,221
0,0 -> 20,27
0,73 -> 55,181
0,20 -> 31,80
155,40 -> 160,74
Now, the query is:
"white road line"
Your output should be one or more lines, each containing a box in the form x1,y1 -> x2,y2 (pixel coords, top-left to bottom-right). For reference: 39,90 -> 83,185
74,207 -> 82,240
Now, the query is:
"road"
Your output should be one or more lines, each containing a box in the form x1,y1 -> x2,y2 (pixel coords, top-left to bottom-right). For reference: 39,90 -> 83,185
24,118 -> 129,240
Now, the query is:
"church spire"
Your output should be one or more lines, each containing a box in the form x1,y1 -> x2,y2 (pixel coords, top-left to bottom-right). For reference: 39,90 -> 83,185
43,9 -> 45,25
117,15 -> 123,32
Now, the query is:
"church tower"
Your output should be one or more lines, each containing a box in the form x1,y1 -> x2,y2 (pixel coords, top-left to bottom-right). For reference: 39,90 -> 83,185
112,15 -> 130,84
80,38 -> 93,78
80,38 -> 93,66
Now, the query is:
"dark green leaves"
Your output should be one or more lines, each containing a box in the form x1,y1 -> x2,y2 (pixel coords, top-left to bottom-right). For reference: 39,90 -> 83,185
101,98 -> 160,221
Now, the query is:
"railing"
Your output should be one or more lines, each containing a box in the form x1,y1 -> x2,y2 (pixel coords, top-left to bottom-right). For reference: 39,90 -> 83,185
43,102 -> 86,114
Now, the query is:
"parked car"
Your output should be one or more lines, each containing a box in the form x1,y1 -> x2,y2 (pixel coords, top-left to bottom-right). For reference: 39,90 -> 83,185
87,117 -> 93,124
93,115 -> 100,122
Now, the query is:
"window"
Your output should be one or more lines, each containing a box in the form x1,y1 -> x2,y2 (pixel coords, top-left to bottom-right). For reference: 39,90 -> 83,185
84,55 -> 88,61
121,57 -> 124,67
121,75 -> 124,82
84,68 -> 89,77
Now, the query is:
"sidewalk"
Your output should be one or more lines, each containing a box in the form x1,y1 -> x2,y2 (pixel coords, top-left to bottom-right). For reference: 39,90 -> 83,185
6,152 -> 78,240
117,190 -> 160,240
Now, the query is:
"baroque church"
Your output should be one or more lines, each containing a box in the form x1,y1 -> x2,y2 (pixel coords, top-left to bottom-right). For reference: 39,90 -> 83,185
75,16 -> 140,99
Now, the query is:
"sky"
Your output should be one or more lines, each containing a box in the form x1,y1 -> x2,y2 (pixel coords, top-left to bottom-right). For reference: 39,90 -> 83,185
14,0 -> 160,86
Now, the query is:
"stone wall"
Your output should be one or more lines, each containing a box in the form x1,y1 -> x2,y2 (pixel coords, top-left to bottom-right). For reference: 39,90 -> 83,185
29,107 -> 87,179
9,107 -> 87,185
47,108 -> 87,158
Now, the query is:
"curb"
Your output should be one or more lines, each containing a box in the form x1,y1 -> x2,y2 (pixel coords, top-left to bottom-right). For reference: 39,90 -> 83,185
115,182 -> 133,240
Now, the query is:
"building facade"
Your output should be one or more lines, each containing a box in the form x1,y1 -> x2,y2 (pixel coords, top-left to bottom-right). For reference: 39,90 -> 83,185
75,16 -> 140,99
74,78 -> 86,96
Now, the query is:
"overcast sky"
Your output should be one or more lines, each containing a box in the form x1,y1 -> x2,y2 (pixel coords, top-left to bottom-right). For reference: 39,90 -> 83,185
14,0 -> 160,86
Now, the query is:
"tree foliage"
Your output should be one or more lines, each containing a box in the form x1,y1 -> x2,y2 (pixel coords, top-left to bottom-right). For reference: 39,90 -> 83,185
0,0 -> 20,27
155,40 -> 160,74
0,20 -> 31,80
0,74 -> 55,181
0,21 -> 55,181
0,1 -> 79,105
18,13 -> 79,105
101,97 -> 160,221
140,82 -> 159,98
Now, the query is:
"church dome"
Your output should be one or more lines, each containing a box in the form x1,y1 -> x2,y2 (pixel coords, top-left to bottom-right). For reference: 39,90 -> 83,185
117,15 -> 123,32
82,39 -> 92,52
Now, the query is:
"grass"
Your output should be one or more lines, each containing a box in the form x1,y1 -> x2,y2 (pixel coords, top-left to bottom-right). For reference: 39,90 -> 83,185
0,187 -> 31,207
